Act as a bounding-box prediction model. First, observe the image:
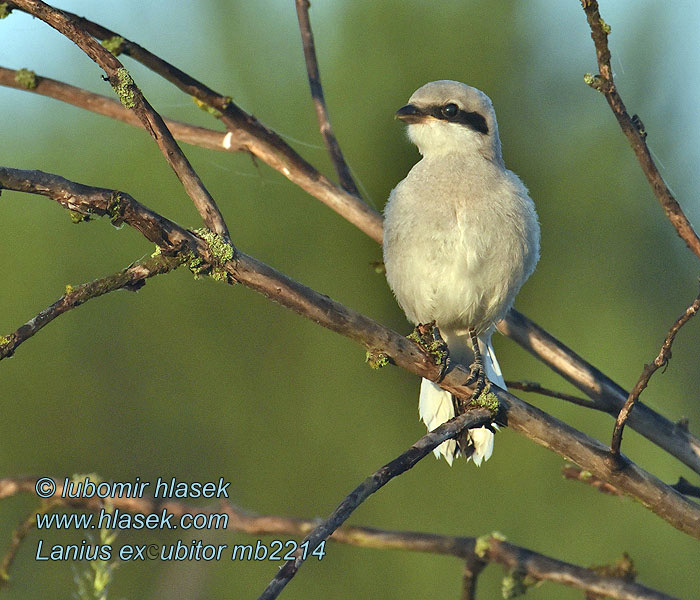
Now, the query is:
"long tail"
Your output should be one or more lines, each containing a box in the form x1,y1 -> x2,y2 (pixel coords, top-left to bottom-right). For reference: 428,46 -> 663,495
418,332 -> 504,466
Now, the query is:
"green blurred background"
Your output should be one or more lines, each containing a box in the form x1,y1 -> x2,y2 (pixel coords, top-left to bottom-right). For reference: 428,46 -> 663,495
1,1 -> 699,598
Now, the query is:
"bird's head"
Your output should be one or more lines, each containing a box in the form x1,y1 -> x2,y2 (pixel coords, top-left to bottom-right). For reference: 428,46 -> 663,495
396,80 -> 502,162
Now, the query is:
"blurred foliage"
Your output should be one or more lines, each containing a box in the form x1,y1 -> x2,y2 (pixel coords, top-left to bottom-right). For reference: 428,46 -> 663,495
0,1 -> 699,599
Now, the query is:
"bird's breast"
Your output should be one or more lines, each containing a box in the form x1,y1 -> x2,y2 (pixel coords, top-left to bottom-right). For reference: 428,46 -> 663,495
383,158 -> 538,331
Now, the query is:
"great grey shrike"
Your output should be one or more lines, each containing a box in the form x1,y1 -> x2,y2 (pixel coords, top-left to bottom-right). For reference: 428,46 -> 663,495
383,80 -> 540,466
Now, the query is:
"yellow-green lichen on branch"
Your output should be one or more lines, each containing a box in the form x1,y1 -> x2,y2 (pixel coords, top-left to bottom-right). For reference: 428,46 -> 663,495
365,349 -> 389,369
0,3 -> 12,19
584,73 -> 604,93
474,531 -> 506,558
113,68 -> 136,109
471,389 -> 499,413
14,68 -> 37,90
598,17 -> 611,35
0,334 -> 11,349
106,192 -> 125,227
193,97 -> 222,118
101,35 -> 124,56
502,570 -> 538,599
407,325 -> 448,366
69,209 -> 90,224
189,228 -> 235,282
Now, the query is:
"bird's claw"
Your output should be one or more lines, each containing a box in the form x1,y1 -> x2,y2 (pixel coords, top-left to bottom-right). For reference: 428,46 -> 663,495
408,321 -> 450,382
463,328 -> 488,401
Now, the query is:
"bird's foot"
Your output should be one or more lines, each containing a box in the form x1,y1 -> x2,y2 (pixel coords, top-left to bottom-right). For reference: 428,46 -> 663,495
463,328 -> 488,402
408,321 -> 450,382
464,362 -> 488,400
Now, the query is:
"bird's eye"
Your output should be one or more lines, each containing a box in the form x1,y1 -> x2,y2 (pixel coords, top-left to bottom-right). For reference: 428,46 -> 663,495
441,103 -> 459,118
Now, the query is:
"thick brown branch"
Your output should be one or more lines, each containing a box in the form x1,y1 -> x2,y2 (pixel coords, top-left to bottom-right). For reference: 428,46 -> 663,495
0,476 -> 679,600
611,289 -> 700,454
0,66 -> 240,152
3,167 -> 700,540
11,0 -> 229,237
295,0 -> 360,196
580,0 -> 700,260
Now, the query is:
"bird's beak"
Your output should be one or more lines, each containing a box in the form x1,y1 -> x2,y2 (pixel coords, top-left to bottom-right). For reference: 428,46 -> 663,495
395,104 -> 426,124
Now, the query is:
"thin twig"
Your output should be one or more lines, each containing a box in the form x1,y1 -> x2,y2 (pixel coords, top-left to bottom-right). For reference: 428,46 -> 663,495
3,166 -> 700,540
580,0 -> 700,261
6,5 -> 700,478
611,289 -> 700,455
562,464 -> 624,497
0,510 -> 39,589
11,0 -> 229,238
0,66 -> 242,152
671,477 -> 700,500
295,0 -> 360,196
256,409 -> 494,600
505,380 -> 595,409
461,553 -> 487,600
0,476 -> 678,600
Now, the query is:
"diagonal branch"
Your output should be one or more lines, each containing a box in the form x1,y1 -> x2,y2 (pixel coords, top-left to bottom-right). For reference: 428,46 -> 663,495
611,288 -> 700,454
505,379 -> 596,409
580,0 -> 700,261
0,476 -> 679,600
295,0 -> 360,196
257,409 -> 494,600
10,0 -> 229,238
2,166 -> 700,540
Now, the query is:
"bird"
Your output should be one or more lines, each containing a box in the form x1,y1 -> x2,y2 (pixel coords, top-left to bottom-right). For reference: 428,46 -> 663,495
383,80 -> 540,466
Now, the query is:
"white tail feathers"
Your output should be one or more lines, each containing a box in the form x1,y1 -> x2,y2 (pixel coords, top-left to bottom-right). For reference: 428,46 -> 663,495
418,335 -> 504,466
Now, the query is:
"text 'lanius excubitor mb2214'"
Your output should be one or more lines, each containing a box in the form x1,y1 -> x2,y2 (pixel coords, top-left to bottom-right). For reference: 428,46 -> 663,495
383,80 -> 540,466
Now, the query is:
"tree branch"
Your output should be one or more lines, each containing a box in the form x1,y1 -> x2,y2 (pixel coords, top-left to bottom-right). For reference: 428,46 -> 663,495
2,166 -> 700,541
562,464 -> 625,497
295,0 -> 360,196
505,380 -> 596,409
611,288 -> 700,454
580,0 -> 700,261
460,553 -> 486,600
11,0 -> 229,238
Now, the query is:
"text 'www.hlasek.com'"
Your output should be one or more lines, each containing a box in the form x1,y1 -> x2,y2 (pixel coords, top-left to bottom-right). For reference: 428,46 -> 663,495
32,476 -> 326,562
